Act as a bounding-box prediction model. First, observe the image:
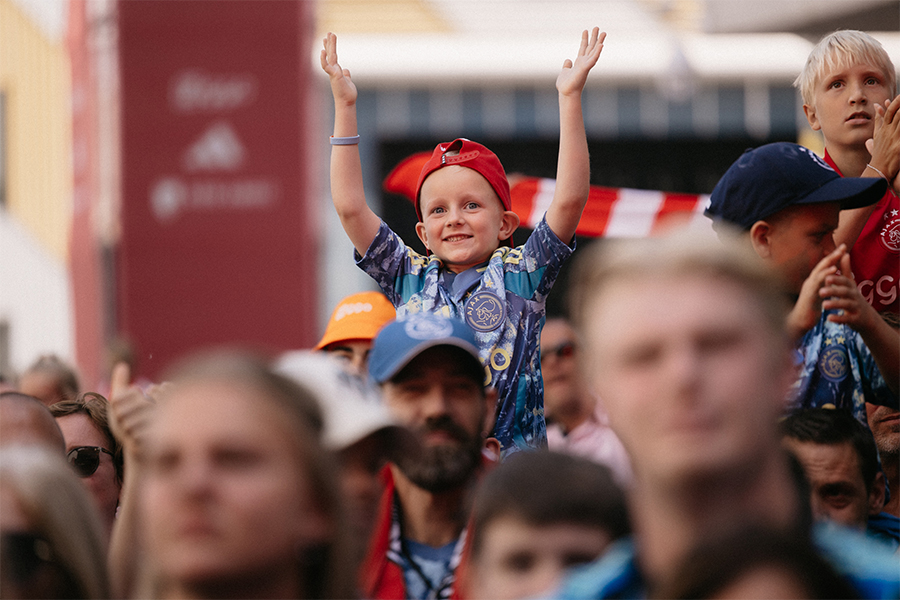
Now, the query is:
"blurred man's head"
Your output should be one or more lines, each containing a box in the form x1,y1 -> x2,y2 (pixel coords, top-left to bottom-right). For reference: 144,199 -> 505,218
0,393 -> 66,453
570,231 -> 794,486
540,318 -> 583,428
866,403 -> 899,458
18,355 -> 80,407
369,315 -> 493,492
782,408 -> 884,531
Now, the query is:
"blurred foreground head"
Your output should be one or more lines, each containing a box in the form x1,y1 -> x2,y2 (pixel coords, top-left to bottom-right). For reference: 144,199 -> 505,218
18,355 -> 80,407
140,350 -> 354,599
466,451 -> 629,599
0,392 -> 65,453
569,228 -> 794,485
0,445 -> 109,599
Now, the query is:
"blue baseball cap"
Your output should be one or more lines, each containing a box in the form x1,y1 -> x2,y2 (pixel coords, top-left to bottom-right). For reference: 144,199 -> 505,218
705,142 -> 887,230
368,314 -> 482,384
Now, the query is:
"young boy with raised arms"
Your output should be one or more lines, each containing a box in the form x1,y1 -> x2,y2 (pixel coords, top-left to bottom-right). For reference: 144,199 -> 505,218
795,30 -> 899,315
321,29 -> 604,455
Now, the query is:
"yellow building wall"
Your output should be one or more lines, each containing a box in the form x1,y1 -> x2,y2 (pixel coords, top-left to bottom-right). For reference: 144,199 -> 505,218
0,0 -> 72,262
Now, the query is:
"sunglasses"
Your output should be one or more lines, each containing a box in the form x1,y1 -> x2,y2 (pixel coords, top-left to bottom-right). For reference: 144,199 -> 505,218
66,446 -> 113,478
542,341 -> 576,361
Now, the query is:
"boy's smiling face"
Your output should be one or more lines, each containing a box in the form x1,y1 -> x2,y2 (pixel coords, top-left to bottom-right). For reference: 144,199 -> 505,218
416,165 -> 518,273
804,60 -> 893,152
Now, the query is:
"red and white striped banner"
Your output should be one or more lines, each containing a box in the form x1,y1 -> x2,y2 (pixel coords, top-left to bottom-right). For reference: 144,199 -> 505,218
384,153 -> 711,239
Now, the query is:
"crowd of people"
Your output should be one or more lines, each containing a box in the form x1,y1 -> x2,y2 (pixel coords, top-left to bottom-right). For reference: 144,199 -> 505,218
1,27 -> 898,600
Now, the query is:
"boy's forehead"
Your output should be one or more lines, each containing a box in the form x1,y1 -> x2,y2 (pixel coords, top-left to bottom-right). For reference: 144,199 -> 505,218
817,50 -> 891,83
765,201 -> 841,227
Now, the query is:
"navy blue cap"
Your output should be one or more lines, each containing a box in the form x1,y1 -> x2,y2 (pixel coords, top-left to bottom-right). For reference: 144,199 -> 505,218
368,314 -> 482,384
705,142 -> 887,230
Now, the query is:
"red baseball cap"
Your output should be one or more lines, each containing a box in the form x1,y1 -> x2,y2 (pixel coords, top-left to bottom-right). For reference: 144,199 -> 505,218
414,139 -> 512,222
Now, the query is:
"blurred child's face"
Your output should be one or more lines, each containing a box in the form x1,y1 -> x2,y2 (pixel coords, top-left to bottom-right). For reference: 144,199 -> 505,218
416,166 -> 517,273
759,203 -> 840,295
468,516 -> 612,600
804,60 -> 892,154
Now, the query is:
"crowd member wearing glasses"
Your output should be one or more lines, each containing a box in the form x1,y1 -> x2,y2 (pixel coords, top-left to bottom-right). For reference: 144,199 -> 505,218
131,351 -> 355,599
49,393 -> 123,538
0,445 -> 109,598
540,318 -> 632,486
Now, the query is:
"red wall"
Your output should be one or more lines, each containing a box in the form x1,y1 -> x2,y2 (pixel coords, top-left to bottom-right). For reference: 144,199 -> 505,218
68,0 -> 104,385
117,0 -> 317,379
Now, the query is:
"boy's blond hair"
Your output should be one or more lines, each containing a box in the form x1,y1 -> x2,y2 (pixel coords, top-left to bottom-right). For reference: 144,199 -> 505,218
794,30 -> 896,107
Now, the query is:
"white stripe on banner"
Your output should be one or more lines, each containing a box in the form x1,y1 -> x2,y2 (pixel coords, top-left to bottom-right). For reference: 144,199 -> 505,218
528,178 -> 556,229
605,188 -> 664,238
691,194 -> 712,229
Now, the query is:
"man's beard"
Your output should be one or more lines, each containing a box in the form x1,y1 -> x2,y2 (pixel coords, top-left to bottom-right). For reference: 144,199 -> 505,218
394,414 -> 483,493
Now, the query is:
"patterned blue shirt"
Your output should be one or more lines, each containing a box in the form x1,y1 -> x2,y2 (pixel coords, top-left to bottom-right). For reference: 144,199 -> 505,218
790,310 -> 898,423
356,216 -> 574,454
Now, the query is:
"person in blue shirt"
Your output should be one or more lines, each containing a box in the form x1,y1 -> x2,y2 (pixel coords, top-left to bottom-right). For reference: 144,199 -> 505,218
704,142 -> 898,424
555,230 -> 898,599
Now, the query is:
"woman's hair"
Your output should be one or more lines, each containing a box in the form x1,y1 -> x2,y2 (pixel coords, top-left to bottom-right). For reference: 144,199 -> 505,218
0,445 -> 110,599
160,350 -> 356,599
49,393 -> 124,483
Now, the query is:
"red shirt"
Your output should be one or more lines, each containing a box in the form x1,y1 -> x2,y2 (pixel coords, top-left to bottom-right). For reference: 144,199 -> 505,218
824,149 -> 900,315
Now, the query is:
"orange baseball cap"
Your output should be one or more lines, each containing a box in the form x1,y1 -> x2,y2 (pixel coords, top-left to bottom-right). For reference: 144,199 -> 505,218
314,291 -> 396,350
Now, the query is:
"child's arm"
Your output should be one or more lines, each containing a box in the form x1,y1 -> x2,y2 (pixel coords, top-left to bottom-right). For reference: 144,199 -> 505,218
320,33 -> 382,256
820,252 -> 899,395
833,95 -> 900,250
545,28 -> 605,244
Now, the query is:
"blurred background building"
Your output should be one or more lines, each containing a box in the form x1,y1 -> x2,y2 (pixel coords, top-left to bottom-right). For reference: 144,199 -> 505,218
1,0 -> 898,385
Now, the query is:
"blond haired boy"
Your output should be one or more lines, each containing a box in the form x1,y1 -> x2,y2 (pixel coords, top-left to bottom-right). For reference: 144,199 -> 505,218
795,30 -> 900,315
321,30 -> 604,455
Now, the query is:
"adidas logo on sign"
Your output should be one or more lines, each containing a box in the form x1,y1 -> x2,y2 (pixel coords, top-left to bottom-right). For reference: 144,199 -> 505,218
183,121 -> 245,173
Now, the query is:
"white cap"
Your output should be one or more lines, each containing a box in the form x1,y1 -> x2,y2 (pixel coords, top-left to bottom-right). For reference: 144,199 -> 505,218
274,350 -> 406,451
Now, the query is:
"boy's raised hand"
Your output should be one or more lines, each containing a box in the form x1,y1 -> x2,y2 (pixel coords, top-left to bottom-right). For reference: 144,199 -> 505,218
865,95 -> 900,193
556,28 -> 605,97
820,252 -> 877,331
321,32 -> 357,107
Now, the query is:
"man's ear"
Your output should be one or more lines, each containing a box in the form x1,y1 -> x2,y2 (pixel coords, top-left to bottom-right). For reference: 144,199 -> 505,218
749,221 -> 774,259
803,104 -> 821,132
415,222 -> 430,250
482,387 -> 498,437
499,210 -> 520,241
868,471 -> 887,517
